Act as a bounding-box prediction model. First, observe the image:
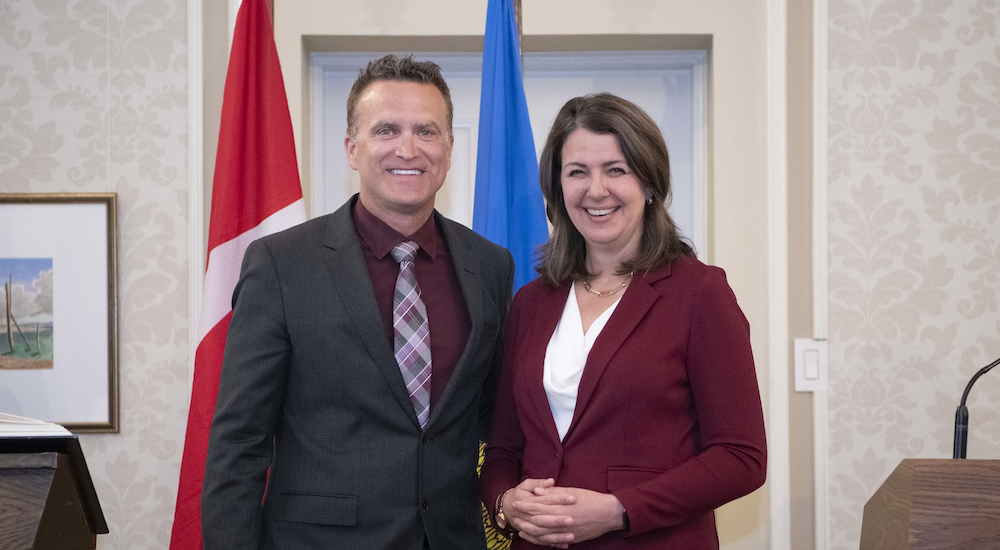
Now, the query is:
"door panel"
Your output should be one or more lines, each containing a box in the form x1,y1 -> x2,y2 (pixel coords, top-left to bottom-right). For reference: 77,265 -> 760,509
311,50 -> 707,257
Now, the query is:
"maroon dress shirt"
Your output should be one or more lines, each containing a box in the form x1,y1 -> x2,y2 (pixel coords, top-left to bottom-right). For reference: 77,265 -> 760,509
352,200 -> 471,409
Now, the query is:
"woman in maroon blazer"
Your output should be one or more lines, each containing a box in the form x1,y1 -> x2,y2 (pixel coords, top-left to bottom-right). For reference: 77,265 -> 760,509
480,94 -> 767,549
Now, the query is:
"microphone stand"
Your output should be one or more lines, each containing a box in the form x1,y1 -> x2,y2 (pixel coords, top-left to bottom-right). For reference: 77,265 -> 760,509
952,356 -> 1000,459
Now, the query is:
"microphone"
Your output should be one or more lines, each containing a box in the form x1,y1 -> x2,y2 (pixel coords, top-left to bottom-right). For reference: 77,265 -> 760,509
952,356 -> 1000,459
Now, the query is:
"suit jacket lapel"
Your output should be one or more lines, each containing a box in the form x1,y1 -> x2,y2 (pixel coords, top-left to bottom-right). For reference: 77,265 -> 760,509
562,264 -> 672,443
426,216 -> 483,428
322,201 -> 416,421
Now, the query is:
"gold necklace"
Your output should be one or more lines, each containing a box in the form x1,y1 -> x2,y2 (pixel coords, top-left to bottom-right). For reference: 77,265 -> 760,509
581,271 -> 635,297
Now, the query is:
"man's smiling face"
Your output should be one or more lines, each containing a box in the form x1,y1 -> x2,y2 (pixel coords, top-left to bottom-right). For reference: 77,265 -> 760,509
345,80 -> 454,223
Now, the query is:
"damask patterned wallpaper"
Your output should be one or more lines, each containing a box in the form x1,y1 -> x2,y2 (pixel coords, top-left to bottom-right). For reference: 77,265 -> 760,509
828,0 -> 1000,548
0,0 -> 189,548
3,0 -> 998,548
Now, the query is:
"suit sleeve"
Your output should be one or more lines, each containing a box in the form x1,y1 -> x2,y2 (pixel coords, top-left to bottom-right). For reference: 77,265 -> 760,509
479,285 -> 528,518
612,267 -> 767,537
477,248 -> 515,441
201,239 -> 290,549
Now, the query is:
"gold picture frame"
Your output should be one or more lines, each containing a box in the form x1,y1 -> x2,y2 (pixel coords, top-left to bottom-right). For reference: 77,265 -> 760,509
0,193 -> 118,433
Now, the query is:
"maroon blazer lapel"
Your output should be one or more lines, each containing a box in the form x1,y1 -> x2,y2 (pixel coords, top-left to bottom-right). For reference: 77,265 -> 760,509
523,282 -> 571,446
563,264 -> 673,443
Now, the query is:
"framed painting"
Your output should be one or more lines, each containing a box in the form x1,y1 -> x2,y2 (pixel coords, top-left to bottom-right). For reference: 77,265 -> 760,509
0,193 -> 118,432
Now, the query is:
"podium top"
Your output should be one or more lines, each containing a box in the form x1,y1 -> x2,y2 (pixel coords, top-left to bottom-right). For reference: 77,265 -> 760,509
0,435 -> 109,534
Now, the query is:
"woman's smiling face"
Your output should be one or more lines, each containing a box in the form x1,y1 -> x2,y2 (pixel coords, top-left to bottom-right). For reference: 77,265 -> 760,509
560,128 -> 647,259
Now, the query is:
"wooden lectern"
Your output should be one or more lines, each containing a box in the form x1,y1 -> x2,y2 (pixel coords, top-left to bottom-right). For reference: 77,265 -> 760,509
860,459 -> 1000,549
0,436 -> 108,550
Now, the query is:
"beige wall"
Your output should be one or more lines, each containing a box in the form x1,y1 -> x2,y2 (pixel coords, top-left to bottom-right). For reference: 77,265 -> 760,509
787,1 -> 816,549
274,1 -> 773,548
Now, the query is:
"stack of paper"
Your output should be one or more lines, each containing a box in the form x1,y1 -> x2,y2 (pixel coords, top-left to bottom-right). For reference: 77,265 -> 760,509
0,412 -> 72,437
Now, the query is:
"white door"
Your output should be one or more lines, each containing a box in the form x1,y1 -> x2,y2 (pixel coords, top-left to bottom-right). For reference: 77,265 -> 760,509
311,50 -> 707,257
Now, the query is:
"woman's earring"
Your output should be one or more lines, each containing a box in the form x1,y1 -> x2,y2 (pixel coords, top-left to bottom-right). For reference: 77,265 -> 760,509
646,197 -> 654,205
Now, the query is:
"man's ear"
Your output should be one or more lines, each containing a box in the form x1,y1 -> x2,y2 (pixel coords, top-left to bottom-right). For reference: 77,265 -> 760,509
345,134 -> 358,170
444,134 -> 455,170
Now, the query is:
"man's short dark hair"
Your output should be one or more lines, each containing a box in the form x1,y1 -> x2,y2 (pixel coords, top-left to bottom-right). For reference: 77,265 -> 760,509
346,54 -> 453,137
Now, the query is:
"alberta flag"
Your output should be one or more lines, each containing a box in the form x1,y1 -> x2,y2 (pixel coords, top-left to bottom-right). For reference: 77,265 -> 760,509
474,0 -> 548,292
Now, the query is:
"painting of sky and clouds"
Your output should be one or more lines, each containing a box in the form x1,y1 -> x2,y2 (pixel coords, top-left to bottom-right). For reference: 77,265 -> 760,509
0,258 -> 54,369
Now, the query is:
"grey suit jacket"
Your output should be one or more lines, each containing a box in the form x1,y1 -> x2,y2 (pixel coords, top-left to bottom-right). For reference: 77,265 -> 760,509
202,196 -> 514,550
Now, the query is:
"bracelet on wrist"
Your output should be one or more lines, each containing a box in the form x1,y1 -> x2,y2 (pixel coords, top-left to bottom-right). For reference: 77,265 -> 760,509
494,488 -> 516,536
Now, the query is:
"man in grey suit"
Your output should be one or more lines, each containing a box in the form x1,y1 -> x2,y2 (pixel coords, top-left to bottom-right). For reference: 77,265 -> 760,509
201,54 -> 514,550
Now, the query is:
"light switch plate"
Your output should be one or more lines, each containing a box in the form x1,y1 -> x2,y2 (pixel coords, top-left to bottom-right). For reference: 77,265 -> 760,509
794,338 -> 828,392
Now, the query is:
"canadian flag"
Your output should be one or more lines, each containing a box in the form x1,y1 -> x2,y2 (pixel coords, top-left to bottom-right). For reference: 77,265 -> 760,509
169,0 -> 305,547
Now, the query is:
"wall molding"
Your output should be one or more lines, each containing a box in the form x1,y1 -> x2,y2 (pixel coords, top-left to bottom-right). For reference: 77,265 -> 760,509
767,0 -> 792,547
812,0 -> 831,548
187,0 -> 205,385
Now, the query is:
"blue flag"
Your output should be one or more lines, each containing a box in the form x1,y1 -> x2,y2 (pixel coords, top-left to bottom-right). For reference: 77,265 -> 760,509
474,0 -> 548,293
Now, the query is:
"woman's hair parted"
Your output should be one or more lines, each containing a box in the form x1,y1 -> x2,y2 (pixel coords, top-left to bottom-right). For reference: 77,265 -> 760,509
536,93 -> 694,286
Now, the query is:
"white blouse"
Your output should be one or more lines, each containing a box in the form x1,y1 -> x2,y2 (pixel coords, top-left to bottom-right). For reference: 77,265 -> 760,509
542,284 -> 623,441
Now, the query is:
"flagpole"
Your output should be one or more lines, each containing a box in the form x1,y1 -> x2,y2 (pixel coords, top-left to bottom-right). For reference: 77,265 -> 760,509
514,0 -> 523,59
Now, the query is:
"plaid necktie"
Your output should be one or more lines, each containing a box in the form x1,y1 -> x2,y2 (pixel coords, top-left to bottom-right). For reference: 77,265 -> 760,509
390,241 -> 432,429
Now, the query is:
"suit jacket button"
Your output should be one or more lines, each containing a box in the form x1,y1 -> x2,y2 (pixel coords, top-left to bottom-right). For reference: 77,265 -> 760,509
422,434 -> 430,444
421,500 -> 430,511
